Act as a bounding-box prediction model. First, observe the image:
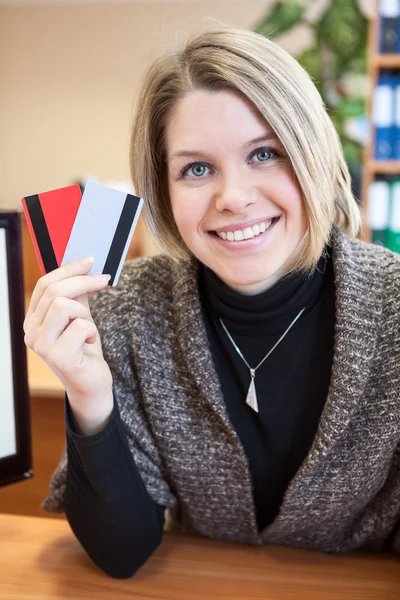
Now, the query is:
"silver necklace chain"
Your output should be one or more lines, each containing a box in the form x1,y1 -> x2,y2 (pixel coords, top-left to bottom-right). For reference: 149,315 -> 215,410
219,306 -> 306,413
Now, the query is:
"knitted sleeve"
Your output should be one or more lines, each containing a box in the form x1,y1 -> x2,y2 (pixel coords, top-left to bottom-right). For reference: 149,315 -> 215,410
382,251 -> 400,553
41,259 -> 177,513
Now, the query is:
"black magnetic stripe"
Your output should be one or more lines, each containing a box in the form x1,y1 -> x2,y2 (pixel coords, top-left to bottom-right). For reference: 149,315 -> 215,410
24,194 -> 58,273
102,194 -> 141,285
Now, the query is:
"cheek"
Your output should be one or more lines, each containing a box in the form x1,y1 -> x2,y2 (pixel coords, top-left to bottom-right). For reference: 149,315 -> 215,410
171,193 -> 190,222
274,177 -> 305,222
169,188 -> 186,229
170,189 -> 207,237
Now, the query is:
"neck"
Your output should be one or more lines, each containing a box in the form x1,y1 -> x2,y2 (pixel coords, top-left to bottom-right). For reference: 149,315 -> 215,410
217,269 -> 286,296
199,251 -> 329,335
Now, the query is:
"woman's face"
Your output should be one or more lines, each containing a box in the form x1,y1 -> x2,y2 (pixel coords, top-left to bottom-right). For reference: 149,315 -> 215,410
165,89 -> 307,295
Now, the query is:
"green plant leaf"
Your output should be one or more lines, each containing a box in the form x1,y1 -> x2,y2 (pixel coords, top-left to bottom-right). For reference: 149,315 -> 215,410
346,47 -> 367,73
296,47 -> 323,92
254,0 -> 306,39
340,137 -> 362,166
335,97 -> 365,119
317,0 -> 367,72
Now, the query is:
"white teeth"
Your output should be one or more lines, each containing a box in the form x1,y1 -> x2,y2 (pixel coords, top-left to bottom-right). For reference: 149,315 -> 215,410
216,218 -> 275,241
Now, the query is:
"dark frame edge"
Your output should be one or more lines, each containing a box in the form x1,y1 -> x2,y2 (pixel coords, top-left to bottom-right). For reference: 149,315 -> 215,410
0,210 -> 32,487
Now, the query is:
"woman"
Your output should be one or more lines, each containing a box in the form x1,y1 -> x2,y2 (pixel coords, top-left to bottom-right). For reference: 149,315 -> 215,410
24,27 -> 400,578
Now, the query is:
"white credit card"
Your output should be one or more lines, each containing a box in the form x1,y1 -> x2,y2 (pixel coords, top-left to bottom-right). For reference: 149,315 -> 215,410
61,181 -> 143,286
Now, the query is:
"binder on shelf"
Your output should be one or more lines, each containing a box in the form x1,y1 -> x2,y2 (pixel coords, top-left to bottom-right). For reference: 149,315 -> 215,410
368,179 -> 390,246
373,72 -> 394,160
387,178 -> 400,252
393,74 -> 400,158
379,0 -> 400,53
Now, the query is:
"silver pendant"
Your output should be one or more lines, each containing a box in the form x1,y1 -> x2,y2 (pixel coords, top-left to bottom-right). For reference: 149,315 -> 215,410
246,370 -> 258,413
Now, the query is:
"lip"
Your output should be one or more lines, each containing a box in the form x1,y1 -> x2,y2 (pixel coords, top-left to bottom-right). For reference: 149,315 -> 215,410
211,216 -> 278,234
210,216 -> 280,249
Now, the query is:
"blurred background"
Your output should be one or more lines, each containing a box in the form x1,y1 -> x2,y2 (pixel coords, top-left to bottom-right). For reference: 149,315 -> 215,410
0,0 -> 372,517
0,0 -> 371,255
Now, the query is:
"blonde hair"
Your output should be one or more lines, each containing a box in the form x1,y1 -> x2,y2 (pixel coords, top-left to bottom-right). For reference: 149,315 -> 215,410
130,26 -> 361,268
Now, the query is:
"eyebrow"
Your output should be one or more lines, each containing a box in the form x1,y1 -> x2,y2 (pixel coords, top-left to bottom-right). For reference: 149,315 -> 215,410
169,133 -> 279,161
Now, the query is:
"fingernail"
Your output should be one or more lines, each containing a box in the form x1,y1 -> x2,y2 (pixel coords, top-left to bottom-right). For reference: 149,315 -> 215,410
100,274 -> 111,282
79,257 -> 95,266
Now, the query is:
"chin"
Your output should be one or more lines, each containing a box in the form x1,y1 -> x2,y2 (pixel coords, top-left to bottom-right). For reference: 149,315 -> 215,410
218,268 -> 282,294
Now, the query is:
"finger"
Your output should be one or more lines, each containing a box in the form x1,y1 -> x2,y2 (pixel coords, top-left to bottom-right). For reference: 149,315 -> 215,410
72,292 -> 91,313
25,257 -> 95,325
46,318 -> 98,375
25,298 -> 94,357
32,274 -> 110,329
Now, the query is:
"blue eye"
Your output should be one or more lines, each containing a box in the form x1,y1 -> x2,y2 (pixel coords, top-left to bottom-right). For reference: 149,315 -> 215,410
191,165 -> 207,177
251,147 -> 279,163
180,162 -> 211,178
256,149 -> 272,161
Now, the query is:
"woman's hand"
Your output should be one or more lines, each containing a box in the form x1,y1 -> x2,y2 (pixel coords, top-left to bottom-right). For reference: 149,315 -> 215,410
24,257 -> 114,435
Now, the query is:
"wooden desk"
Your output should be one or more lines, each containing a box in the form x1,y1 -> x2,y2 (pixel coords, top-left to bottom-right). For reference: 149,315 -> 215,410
0,514 -> 399,599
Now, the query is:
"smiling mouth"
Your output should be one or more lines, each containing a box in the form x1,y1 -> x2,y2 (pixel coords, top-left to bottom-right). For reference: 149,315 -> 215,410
212,217 -> 279,241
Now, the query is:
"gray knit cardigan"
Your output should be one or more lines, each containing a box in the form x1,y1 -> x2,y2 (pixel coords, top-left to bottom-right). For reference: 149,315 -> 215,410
43,227 -> 400,553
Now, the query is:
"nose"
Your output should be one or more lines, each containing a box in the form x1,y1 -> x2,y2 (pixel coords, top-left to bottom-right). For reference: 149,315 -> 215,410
214,169 -> 257,214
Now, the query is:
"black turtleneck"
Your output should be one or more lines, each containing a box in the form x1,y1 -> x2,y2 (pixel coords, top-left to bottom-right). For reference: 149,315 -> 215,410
62,250 -> 336,578
198,251 -> 336,532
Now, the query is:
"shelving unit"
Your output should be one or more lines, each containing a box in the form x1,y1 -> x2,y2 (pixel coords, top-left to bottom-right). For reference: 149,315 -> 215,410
371,54 -> 400,68
361,0 -> 400,241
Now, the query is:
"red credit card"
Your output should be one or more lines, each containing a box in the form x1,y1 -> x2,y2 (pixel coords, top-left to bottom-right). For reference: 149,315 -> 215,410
21,185 -> 82,275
